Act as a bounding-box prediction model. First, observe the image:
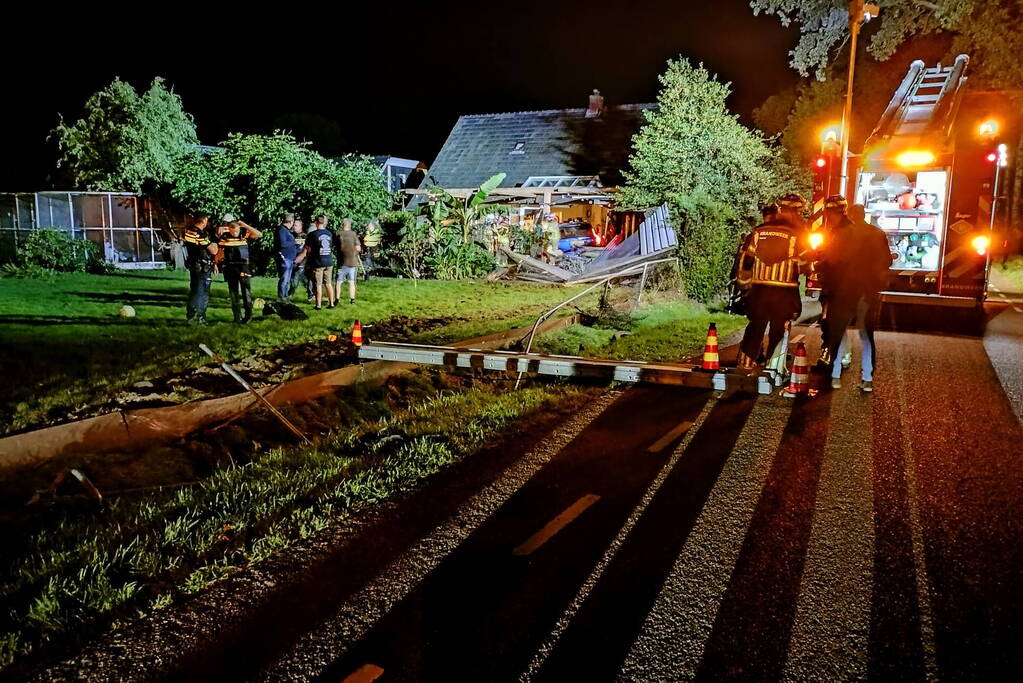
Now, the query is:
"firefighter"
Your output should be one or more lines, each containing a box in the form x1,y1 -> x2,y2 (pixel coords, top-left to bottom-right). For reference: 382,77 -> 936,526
819,202 -> 892,391
183,214 -> 217,325
735,193 -> 809,372
362,220 -> 383,281
217,214 -> 263,323
817,194 -> 852,369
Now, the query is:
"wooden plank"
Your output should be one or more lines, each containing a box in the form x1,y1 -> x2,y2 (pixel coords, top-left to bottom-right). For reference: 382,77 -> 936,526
500,247 -> 574,281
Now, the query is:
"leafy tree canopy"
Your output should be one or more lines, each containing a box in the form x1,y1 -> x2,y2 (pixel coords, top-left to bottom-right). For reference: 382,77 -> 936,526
171,132 -> 392,228
619,59 -> 792,301
52,77 -> 197,193
751,0 -> 1023,88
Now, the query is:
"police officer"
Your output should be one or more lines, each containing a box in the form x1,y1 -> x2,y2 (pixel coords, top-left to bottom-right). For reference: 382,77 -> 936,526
735,193 -> 809,371
217,214 -> 263,323
183,214 -> 217,325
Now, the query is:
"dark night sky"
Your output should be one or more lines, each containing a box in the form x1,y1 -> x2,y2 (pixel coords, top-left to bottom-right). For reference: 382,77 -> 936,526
0,1 -> 799,189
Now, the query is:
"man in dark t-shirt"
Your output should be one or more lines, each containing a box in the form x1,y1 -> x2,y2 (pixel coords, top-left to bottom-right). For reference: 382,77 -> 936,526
334,217 -> 363,305
299,215 -> 335,309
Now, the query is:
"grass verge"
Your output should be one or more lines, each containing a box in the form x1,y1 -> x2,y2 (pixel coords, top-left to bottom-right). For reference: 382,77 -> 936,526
0,371 -> 590,672
0,270 -> 588,434
534,297 -> 746,362
994,255 -> 1023,293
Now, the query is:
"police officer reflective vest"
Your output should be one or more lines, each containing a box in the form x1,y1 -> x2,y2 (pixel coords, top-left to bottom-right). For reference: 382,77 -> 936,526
183,226 -> 214,272
218,232 -> 251,269
738,219 -> 802,288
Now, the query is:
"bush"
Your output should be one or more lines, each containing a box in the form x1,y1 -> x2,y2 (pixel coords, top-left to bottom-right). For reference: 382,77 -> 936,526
16,230 -> 103,273
427,228 -> 495,280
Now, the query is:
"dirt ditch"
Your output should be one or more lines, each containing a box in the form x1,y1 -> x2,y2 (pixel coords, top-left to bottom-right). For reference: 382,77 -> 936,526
38,315 -> 465,430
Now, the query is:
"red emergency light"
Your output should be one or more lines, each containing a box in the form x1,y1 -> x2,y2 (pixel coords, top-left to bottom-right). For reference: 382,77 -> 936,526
814,156 -> 827,169
985,151 -> 998,164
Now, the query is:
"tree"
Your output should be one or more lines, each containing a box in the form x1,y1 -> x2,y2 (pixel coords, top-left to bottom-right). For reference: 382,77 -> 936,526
750,0 -> 1023,88
52,77 -> 197,192
619,59 -> 782,302
171,132 -> 393,271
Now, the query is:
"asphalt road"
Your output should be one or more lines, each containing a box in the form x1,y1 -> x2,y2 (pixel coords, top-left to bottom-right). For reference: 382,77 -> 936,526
221,293 -> 1021,682
35,295 -> 1022,682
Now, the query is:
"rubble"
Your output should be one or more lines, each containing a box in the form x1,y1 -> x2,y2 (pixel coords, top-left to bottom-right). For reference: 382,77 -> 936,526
501,203 -> 678,284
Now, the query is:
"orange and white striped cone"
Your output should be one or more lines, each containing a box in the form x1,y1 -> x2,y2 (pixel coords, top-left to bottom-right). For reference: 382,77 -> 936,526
782,341 -> 809,397
701,322 -> 719,371
351,320 -> 363,347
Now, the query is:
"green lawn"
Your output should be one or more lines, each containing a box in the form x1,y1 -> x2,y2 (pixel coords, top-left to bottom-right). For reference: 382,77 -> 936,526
535,298 -> 745,362
0,271 -> 589,434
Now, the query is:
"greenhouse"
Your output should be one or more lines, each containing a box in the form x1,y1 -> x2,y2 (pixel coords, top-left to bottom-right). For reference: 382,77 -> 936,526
0,191 -> 168,268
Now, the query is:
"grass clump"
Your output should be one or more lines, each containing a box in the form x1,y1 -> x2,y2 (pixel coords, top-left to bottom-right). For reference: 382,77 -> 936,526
535,297 -> 745,363
0,377 -> 587,673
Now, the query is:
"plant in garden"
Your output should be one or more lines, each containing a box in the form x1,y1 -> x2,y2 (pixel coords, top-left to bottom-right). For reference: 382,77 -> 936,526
619,59 -> 779,302
16,230 -> 102,273
52,77 -> 198,193
426,225 -> 496,280
391,216 -> 432,280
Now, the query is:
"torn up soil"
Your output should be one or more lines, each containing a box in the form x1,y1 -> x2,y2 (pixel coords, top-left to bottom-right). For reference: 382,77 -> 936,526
34,314 -> 464,432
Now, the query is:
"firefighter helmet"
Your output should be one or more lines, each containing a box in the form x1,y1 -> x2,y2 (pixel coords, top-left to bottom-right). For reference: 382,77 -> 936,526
824,194 -> 848,210
777,193 -> 806,209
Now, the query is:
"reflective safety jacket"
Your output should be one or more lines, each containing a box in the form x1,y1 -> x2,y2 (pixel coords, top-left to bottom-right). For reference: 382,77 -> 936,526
738,219 -> 803,288
218,234 -> 251,267
183,227 -> 215,272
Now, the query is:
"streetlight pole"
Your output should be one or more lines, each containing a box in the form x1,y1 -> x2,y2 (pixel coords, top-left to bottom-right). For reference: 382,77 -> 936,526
839,1 -> 878,198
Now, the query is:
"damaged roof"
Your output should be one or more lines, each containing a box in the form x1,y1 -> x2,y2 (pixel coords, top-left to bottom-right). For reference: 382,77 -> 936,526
423,103 -> 654,190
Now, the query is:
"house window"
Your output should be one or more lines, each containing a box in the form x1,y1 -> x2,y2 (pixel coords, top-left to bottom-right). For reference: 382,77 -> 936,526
509,141 -> 525,155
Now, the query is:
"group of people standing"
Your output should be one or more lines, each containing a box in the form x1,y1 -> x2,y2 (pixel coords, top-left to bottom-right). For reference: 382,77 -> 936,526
273,214 -> 365,310
183,214 -> 262,325
182,211 -> 374,324
734,192 -> 892,393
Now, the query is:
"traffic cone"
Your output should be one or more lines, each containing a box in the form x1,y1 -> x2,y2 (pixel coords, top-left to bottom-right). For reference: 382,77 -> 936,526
701,322 -> 719,371
351,320 -> 363,347
782,342 -> 809,397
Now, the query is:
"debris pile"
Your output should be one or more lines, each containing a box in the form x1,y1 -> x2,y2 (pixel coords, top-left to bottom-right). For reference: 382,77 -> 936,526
500,204 -> 678,284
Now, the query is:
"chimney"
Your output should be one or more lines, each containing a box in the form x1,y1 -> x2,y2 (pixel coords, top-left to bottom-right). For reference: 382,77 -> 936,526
585,89 -> 604,118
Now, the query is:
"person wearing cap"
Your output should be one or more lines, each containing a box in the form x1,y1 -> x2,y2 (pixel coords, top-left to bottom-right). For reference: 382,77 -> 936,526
819,202 -> 892,392
735,193 -> 809,375
217,214 -> 263,323
182,214 -> 217,325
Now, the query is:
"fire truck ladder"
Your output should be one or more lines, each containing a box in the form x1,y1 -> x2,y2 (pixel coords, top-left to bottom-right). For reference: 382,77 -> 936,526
866,54 -> 969,149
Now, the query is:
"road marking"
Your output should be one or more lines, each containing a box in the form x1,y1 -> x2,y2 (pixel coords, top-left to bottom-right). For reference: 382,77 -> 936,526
646,421 -> 694,453
342,663 -> 384,683
513,494 -> 601,556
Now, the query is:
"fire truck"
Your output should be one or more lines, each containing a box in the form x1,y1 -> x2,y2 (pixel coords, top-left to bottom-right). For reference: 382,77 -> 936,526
817,54 -> 1013,326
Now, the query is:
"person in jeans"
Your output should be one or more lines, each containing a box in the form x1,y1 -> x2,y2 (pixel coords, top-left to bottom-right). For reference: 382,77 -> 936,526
288,217 -> 314,301
217,214 -> 263,323
274,213 -> 299,302
821,204 -> 893,392
182,214 -> 217,325
334,217 -> 363,305
299,214 -> 335,309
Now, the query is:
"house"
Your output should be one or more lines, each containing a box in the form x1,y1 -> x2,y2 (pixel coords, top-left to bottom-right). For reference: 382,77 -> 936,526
412,91 -> 655,235
372,156 -> 426,193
